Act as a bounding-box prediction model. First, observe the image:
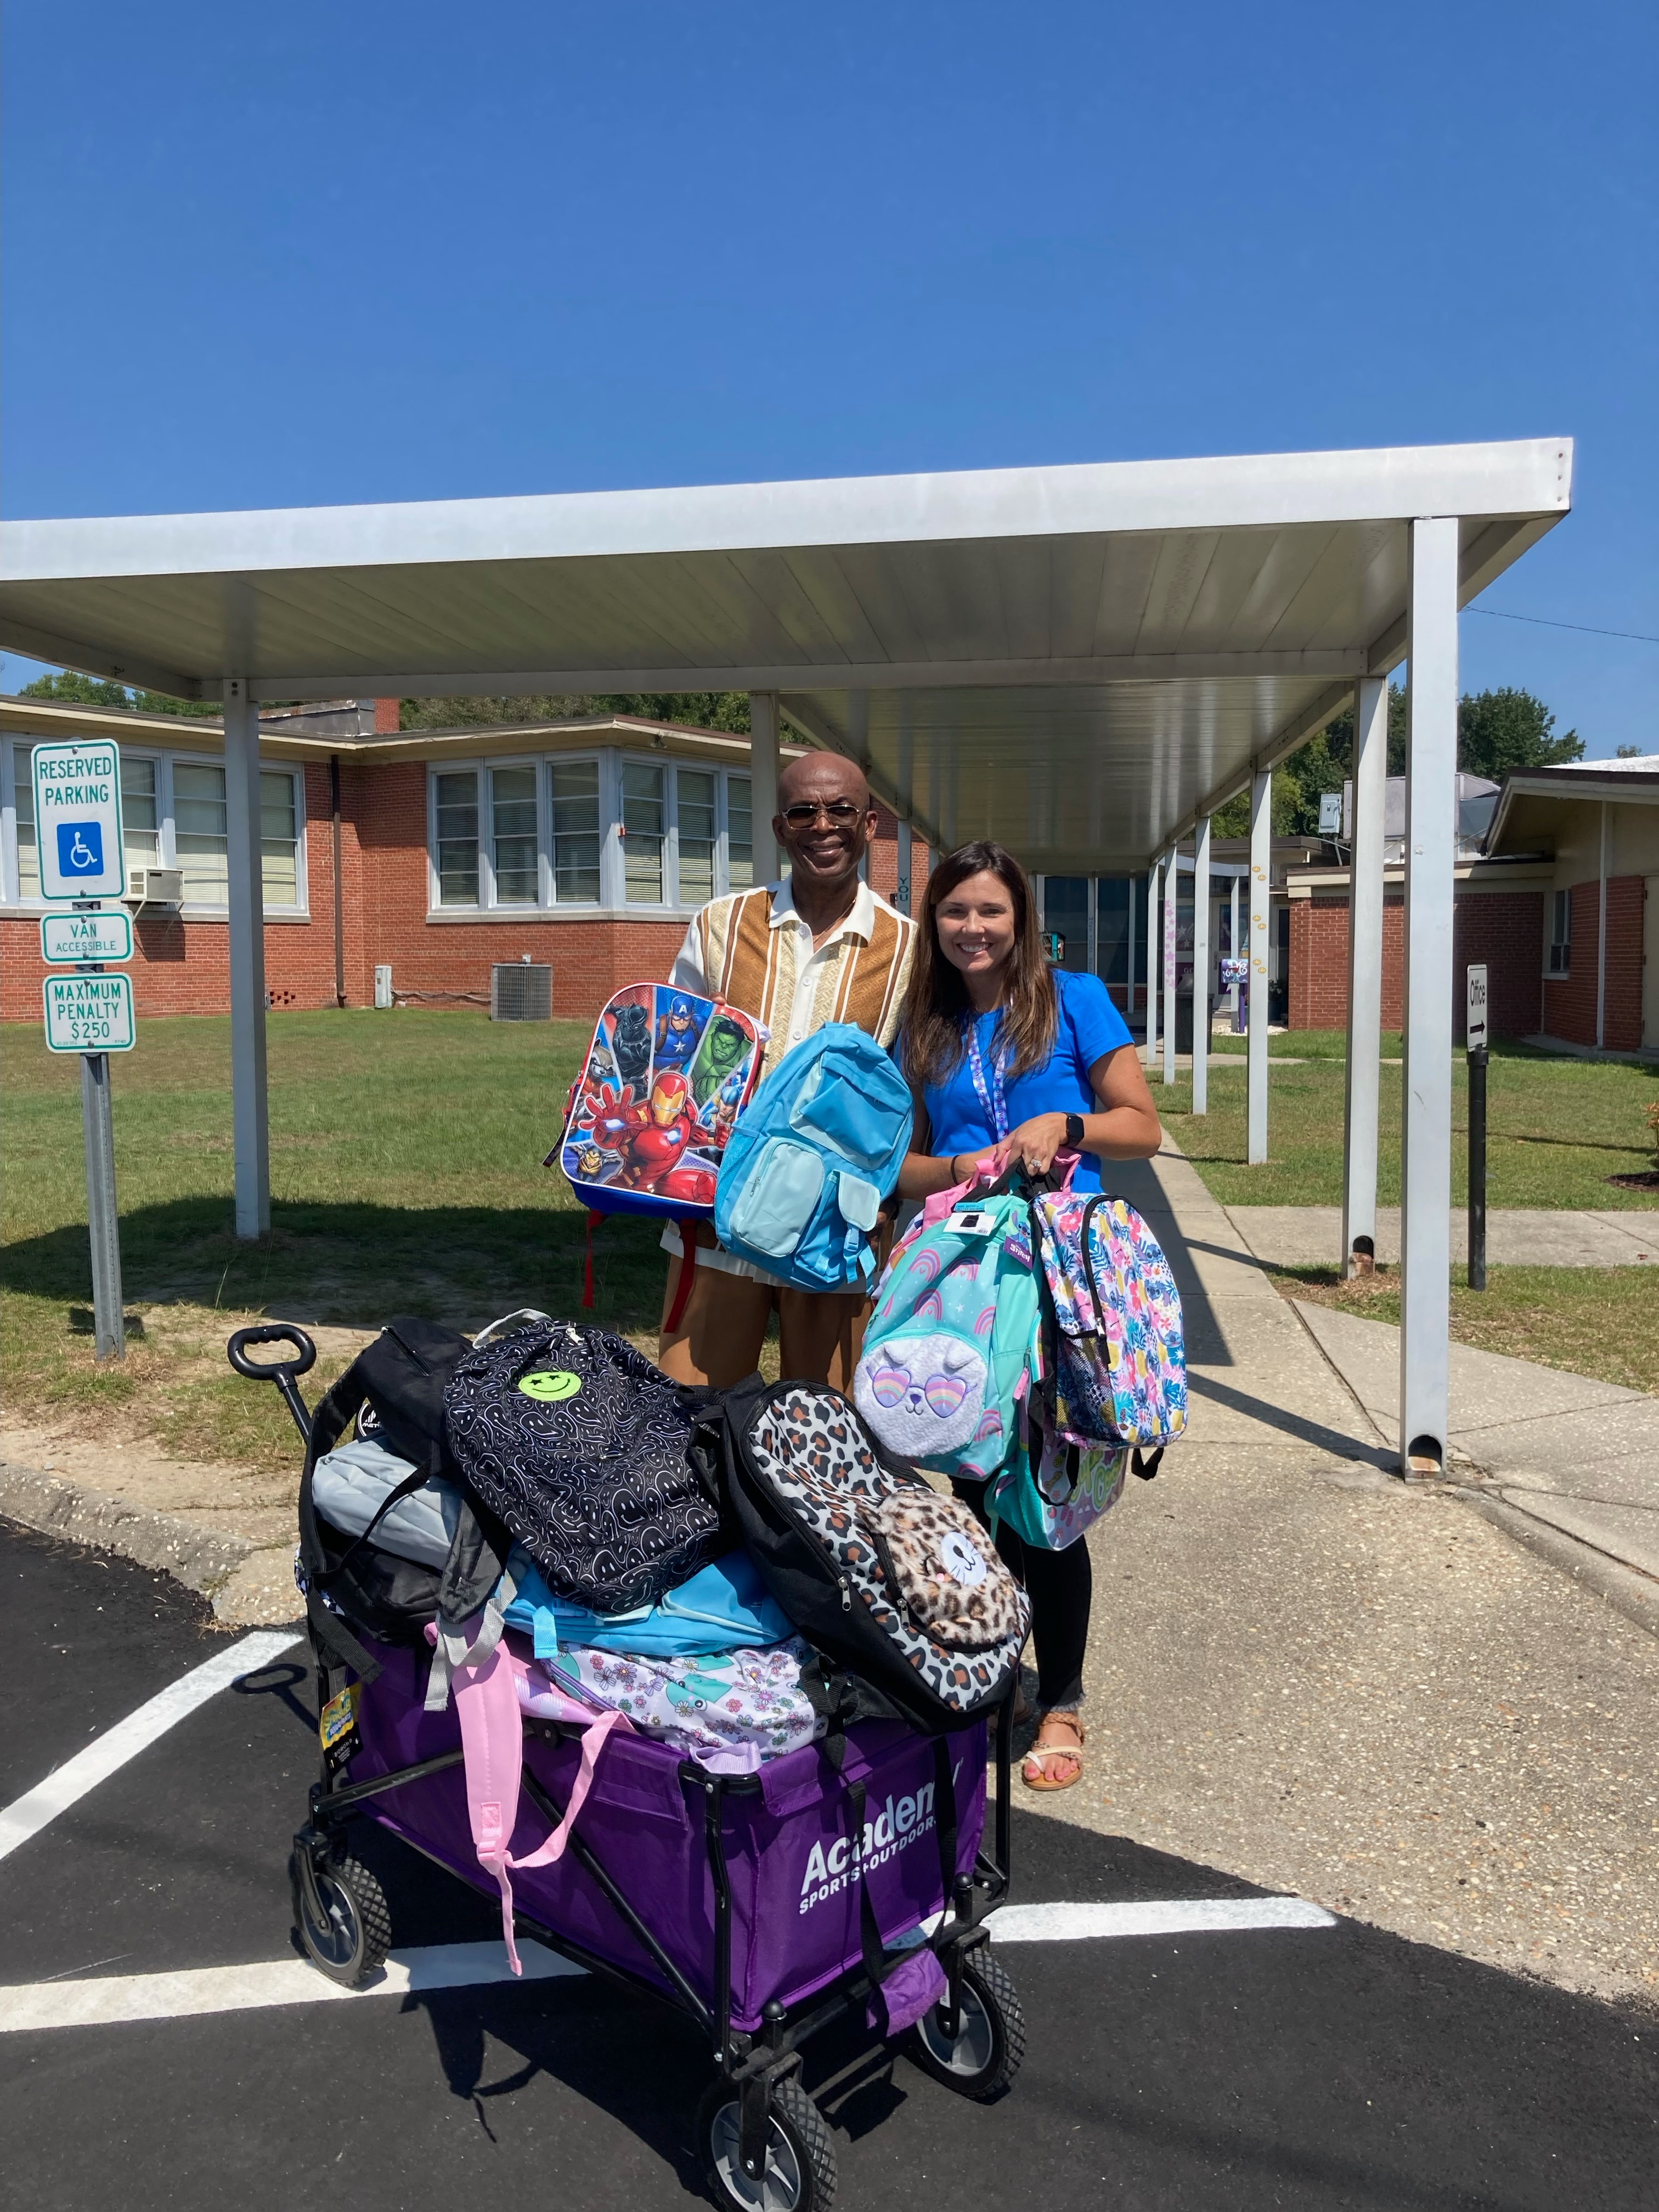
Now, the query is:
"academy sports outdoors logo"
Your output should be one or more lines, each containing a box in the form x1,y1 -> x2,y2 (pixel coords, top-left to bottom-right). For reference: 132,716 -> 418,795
797,1767 -> 960,1915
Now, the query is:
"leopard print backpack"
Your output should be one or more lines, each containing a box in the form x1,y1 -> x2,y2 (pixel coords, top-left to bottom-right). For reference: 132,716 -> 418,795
716,1376 -> 1029,1734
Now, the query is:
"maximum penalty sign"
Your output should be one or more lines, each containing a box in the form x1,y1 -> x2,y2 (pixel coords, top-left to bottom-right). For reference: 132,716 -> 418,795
43,972 -> 137,1054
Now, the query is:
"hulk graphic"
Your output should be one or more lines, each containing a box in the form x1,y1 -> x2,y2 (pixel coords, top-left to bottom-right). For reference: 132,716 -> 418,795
689,1015 -> 752,1114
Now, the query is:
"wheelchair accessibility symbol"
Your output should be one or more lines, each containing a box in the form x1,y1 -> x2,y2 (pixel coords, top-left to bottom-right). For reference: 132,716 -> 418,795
56,822 -> 104,876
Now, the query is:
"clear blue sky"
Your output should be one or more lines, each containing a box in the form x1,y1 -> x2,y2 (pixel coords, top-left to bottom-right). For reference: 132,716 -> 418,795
3,1 -> 1655,752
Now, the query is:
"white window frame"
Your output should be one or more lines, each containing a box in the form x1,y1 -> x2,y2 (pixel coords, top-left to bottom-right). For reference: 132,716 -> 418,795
422,746 -> 754,917
0,736 -> 307,917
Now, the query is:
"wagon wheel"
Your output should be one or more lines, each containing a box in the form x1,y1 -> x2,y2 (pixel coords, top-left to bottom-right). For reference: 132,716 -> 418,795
698,2073 -> 837,2211
904,1946 -> 1024,2101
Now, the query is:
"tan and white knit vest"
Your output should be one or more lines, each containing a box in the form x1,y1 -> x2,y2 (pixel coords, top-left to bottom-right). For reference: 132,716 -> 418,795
693,887 -> 917,1077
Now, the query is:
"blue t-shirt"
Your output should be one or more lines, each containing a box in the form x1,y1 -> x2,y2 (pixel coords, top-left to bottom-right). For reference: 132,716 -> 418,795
905,969 -> 1133,1195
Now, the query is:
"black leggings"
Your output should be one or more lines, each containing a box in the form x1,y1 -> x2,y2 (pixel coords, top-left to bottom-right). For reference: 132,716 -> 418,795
953,1479 -> 1091,1712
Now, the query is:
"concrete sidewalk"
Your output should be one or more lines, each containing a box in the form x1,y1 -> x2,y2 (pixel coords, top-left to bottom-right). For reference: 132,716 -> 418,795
1293,1299 -> 1659,1609
1231,1205 -> 1659,1268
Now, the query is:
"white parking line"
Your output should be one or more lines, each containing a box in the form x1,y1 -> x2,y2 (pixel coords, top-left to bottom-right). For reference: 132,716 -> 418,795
0,1629 -> 303,1865
0,1898 -> 1336,2034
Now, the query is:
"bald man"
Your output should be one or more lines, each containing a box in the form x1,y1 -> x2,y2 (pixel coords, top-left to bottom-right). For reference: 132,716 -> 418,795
658,752 -> 917,1388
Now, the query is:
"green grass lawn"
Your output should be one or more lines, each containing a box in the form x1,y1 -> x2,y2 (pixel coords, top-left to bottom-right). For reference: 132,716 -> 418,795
1164,1032 -> 1659,1211
7,1013 -> 1659,1470
1,1010 -> 668,1469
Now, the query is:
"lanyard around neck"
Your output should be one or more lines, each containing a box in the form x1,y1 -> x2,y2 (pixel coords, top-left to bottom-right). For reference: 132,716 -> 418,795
964,1017 -> 1009,1142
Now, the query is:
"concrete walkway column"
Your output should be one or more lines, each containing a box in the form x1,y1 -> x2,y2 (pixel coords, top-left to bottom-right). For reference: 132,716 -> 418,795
1192,817 -> 1211,1115
1400,516 -> 1459,1476
223,679 -> 270,1239
1144,855 -> 1161,1066
1342,675 -> 1388,1275
748,691 -> 781,883
1248,770 -> 1272,1165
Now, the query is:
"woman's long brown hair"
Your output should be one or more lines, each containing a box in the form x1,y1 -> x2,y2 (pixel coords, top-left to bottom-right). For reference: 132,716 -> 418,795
897,840 -> 1058,1091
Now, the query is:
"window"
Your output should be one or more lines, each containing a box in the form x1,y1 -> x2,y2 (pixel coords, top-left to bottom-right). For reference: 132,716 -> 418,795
726,774 -> 753,890
13,751 -> 38,898
435,770 -> 481,905
490,765 -> 538,904
173,759 -> 229,905
261,770 -> 300,904
1096,877 -> 1132,994
622,761 -> 665,904
1042,876 -> 1090,973
1549,888 -> 1572,975
122,755 -> 160,878
550,760 -> 600,901
678,768 -> 716,905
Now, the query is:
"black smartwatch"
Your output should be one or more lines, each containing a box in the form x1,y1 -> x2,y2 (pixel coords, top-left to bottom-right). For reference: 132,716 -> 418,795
1064,1113 -> 1085,1148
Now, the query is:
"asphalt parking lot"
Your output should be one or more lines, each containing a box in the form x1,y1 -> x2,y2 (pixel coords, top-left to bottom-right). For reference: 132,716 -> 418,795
2,1518 -> 1655,2211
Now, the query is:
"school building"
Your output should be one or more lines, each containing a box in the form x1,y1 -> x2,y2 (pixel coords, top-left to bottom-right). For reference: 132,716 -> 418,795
1278,756 -> 1659,1051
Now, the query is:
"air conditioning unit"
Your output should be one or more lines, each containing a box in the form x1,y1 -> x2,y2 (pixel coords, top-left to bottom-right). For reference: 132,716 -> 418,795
126,867 -> 185,908
491,962 -> 552,1021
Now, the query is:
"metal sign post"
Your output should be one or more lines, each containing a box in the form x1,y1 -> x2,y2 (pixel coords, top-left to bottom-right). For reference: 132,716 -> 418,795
35,741 -> 135,1362
1466,964 -> 1489,1292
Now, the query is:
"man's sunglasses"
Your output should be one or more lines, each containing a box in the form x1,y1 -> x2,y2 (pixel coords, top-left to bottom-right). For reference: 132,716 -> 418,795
780,800 -> 866,828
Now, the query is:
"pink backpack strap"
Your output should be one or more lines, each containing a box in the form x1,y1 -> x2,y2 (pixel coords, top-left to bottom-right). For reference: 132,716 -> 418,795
442,1632 -> 622,1976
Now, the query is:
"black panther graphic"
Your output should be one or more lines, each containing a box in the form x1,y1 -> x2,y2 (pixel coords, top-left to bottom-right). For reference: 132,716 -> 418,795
610,1001 -> 652,1087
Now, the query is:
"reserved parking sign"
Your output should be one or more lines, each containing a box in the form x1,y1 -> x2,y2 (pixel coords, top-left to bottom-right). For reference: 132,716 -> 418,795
32,740 -> 125,899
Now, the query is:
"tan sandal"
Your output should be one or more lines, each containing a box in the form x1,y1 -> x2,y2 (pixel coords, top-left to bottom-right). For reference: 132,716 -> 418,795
1021,1713 -> 1085,1792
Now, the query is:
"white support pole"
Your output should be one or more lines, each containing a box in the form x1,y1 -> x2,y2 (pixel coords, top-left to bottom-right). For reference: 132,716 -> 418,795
1596,800 -> 1610,1050
223,679 -> 270,1239
1341,675 -> 1387,1276
896,816 -> 913,916
1144,857 -> 1161,1066
748,691 -> 781,884
1248,772 -> 1272,1164
1162,848 -> 1178,1086
1400,516 -> 1459,1477
1192,818 -> 1211,1115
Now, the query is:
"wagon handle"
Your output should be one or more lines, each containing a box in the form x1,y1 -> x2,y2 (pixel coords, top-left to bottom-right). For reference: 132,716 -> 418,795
225,1323 -> 317,1445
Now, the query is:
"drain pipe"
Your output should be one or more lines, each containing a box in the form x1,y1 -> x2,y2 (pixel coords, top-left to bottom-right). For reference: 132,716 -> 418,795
330,753 -> 346,1008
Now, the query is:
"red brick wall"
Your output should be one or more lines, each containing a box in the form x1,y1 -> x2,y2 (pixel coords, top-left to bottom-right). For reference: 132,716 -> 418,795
1542,876 -> 1644,1050
1,755 -> 909,1030
1289,889 -> 1550,1040
1288,898 -> 1406,1031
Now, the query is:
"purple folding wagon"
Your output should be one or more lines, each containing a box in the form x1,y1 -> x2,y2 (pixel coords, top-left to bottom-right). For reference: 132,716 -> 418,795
230,1322 -> 1022,2212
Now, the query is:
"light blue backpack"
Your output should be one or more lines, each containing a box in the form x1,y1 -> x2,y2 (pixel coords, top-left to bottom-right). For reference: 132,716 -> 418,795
713,1025 -> 914,1291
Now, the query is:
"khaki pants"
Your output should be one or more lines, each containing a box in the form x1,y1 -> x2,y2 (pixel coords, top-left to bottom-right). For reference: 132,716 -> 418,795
656,1224 -> 877,1389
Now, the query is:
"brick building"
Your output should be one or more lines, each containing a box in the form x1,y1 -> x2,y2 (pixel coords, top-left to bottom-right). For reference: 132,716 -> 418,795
1278,757 -> 1659,1050
0,695 -> 918,1025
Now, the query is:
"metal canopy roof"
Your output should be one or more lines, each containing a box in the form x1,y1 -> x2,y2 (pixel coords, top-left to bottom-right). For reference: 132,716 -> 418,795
0,438 -> 1571,870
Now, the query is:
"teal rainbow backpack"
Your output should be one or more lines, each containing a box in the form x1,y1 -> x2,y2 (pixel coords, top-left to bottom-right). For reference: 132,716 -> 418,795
852,1170 -> 1042,1482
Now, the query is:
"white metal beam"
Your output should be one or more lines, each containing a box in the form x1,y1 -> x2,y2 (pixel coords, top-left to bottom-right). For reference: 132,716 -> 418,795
1192,817 -> 1211,1115
1341,676 -> 1387,1277
1248,772 -> 1272,1164
1144,857 -> 1161,1069
1162,845 -> 1179,1087
223,680 -> 270,1240
1399,517 -> 1459,1476
748,692 -> 781,884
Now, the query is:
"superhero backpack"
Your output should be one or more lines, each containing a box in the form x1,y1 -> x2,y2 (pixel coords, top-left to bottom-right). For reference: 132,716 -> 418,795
554,981 -> 764,1319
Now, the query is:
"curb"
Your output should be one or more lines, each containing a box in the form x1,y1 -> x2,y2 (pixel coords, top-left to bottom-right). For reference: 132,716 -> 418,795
0,1460 -> 301,1626
1453,1485 -> 1659,1641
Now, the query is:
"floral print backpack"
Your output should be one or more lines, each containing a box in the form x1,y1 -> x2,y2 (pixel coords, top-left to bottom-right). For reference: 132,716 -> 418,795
1030,1189 -> 1187,1467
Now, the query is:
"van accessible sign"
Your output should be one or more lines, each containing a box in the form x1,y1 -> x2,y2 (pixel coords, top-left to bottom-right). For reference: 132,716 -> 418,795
40,908 -> 134,965
42,973 -> 137,1053
32,740 -> 125,899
